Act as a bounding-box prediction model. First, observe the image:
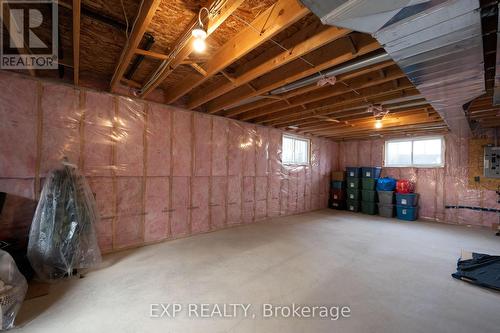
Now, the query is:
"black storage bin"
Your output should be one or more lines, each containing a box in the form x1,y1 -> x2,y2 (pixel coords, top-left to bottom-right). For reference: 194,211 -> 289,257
346,200 -> 360,212
346,167 -> 361,178
346,177 -> 360,189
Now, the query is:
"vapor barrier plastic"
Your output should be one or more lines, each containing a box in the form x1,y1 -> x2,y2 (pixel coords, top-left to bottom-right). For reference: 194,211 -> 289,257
0,72 -> 334,253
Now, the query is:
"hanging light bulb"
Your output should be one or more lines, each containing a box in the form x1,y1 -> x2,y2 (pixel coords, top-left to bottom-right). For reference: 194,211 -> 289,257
193,38 -> 206,52
192,7 -> 209,53
374,119 -> 383,129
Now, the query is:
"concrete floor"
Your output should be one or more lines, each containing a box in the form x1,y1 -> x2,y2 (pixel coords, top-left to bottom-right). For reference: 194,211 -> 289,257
15,210 -> 500,332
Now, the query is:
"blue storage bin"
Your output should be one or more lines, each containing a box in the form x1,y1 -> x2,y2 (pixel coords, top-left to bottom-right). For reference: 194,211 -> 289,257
361,167 -> 382,179
396,205 -> 418,221
346,167 -> 361,178
331,181 -> 346,189
395,193 -> 418,206
376,177 -> 397,191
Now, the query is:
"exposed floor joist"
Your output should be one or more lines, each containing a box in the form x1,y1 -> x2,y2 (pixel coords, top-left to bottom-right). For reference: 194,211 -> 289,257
110,0 -> 162,92
186,24 -> 351,109
140,0 -> 246,98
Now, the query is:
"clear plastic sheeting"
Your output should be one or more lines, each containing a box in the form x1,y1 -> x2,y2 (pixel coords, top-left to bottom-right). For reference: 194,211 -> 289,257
27,165 -> 102,281
0,250 -> 27,330
0,72 -> 334,253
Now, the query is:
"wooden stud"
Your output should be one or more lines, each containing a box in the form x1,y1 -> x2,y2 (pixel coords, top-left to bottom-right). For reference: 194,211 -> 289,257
73,0 -> 81,85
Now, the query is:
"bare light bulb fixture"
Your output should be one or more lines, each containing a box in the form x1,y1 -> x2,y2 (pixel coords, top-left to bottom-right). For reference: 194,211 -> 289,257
192,7 -> 209,53
374,119 -> 383,129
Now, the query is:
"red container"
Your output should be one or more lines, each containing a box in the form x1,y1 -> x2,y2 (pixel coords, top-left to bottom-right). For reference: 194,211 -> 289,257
396,180 -> 415,194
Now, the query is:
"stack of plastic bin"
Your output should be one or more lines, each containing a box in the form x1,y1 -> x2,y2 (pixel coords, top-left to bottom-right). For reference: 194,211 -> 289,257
346,167 -> 361,212
360,167 -> 381,215
330,172 -> 346,210
396,192 -> 419,221
377,177 -> 397,218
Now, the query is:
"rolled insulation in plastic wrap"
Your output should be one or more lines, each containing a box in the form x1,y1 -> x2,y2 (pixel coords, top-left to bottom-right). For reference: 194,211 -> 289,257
27,164 -> 102,281
0,250 -> 27,330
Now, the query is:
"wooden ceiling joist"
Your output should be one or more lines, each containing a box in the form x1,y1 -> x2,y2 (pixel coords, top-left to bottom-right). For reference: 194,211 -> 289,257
72,0 -> 81,85
140,0 -> 246,98
269,87 -> 420,128
237,66 -> 406,121
257,80 -> 415,126
218,59 -> 395,118
186,24 -> 351,109
110,0 -> 162,92
205,34 -> 381,114
156,0 -> 309,103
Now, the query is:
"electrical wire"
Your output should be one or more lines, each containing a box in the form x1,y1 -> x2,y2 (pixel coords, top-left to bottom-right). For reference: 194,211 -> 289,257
141,0 -> 227,94
120,0 -> 130,40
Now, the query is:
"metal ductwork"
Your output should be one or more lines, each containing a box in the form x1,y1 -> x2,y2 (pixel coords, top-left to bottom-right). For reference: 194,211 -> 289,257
300,0 -> 487,136
224,52 -> 391,110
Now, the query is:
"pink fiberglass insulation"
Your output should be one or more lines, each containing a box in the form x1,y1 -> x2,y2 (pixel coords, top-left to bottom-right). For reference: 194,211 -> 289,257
211,118 -> 228,177
172,111 -> 192,177
191,176 -> 210,233
338,135 -> 500,227
0,72 -> 334,253
194,115 -> 212,177
210,176 -> 227,229
171,176 -> 190,238
83,91 -> 114,177
147,104 -> 171,177
144,177 -> 169,243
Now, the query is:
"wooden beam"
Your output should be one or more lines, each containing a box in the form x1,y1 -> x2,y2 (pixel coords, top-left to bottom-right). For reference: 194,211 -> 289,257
206,34 -> 381,114
238,66 -> 405,121
218,60 -> 394,117
190,63 -> 208,77
256,79 -> 414,125
134,48 -> 170,60
110,0 -> 162,92
72,0 -> 81,85
156,0 -> 309,103
266,86 -> 418,127
186,25 -> 351,109
140,0 -> 247,98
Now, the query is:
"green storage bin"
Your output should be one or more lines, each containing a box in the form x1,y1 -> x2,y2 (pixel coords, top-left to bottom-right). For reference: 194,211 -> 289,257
361,190 -> 378,202
361,201 -> 378,215
346,189 -> 361,201
346,200 -> 360,212
346,177 -> 360,189
362,178 -> 378,190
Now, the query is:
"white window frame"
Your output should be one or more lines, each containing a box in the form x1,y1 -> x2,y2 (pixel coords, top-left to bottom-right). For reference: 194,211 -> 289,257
384,136 -> 445,168
282,134 -> 311,166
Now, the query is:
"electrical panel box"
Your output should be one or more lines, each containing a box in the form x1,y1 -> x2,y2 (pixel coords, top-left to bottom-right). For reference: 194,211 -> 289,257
484,146 -> 500,178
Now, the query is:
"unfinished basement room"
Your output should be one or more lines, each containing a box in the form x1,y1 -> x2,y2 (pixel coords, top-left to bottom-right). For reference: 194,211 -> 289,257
0,0 -> 500,332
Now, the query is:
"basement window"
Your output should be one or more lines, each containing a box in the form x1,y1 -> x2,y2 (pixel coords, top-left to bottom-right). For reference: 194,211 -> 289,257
384,136 -> 444,167
282,134 -> 310,165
